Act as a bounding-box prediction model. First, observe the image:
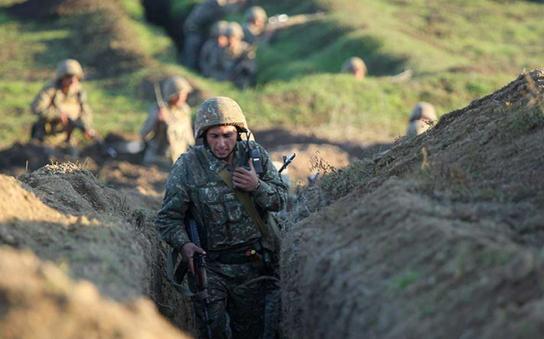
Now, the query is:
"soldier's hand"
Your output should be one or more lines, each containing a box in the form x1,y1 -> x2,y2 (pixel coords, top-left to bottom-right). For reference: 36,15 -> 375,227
233,160 -> 260,192
181,242 -> 206,273
60,112 -> 69,126
157,107 -> 166,122
84,129 -> 96,140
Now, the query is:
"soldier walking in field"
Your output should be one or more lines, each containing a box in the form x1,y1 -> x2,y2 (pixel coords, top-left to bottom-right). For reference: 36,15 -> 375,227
30,59 -> 96,143
140,76 -> 195,165
157,96 -> 287,338
182,0 -> 246,70
406,102 -> 438,137
342,56 -> 367,80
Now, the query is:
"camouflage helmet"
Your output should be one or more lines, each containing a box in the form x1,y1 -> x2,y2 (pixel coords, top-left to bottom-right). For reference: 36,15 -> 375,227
245,6 -> 267,22
194,96 -> 248,138
341,57 -> 367,76
409,102 -> 437,122
55,59 -> 84,80
226,22 -> 244,39
162,76 -> 192,101
211,20 -> 229,38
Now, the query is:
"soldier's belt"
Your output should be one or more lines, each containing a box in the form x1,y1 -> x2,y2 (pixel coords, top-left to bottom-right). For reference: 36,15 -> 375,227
207,241 -> 263,265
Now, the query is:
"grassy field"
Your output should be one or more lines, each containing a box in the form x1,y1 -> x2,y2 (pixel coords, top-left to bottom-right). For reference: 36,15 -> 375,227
0,0 -> 542,147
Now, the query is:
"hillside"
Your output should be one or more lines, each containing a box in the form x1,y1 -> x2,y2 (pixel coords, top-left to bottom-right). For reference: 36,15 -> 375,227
282,69 -> 544,338
0,0 -> 543,338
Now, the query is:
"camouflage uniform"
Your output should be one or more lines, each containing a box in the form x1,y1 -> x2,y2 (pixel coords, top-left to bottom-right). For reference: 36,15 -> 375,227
220,23 -> 256,89
242,6 -> 268,45
182,0 -> 244,70
406,102 -> 437,137
30,59 -> 93,142
200,21 -> 229,80
141,76 -> 195,165
157,97 -> 287,339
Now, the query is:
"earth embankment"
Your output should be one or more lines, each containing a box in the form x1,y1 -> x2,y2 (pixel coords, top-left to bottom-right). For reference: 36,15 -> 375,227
282,69 -> 544,338
0,163 -> 193,336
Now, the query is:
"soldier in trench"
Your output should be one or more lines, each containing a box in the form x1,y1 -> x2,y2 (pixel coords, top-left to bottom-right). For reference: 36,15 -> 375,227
182,0 -> 247,71
156,96 -> 287,338
140,76 -> 195,165
341,56 -> 367,80
406,102 -> 438,137
200,20 -> 230,79
242,6 -> 268,45
30,59 -> 96,143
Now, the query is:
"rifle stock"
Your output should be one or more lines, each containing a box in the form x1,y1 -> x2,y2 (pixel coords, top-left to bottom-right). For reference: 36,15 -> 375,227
185,218 -> 213,339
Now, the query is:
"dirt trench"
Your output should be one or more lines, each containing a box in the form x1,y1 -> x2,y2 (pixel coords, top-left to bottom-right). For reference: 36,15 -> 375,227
0,163 -> 195,337
282,69 -> 544,338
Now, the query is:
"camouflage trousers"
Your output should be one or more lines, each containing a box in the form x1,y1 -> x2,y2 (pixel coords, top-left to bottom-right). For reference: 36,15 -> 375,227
191,260 -> 280,339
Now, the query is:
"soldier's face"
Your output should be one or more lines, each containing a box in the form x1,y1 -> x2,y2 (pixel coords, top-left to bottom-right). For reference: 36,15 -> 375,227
61,75 -> 79,91
218,35 -> 228,48
169,91 -> 188,107
206,125 -> 238,161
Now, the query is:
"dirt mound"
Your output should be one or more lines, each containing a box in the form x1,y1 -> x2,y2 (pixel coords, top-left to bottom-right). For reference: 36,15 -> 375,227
0,142 -> 73,177
282,69 -> 544,338
0,165 -> 193,332
9,0 -> 150,76
0,246 -> 189,339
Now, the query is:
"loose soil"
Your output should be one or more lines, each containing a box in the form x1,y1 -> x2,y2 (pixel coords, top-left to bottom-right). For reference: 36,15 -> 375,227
282,69 -> 544,338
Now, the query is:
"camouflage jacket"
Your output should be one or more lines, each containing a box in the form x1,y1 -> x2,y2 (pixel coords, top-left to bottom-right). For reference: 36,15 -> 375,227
220,42 -> 256,79
156,141 -> 288,251
31,81 -> 93,131
199,39 -> 227,80
140,103 -> 195,161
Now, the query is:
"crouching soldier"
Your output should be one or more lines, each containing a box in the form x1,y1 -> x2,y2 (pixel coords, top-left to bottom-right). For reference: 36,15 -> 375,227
141,76 -> 195,165
157,96 -> 288,338
30,59 -> 95,143
406,102 -> 438,137
341,56 -> 367,80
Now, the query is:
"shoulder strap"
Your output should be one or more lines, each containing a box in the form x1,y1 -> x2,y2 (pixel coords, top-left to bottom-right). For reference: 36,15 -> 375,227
217,169 -> 278,251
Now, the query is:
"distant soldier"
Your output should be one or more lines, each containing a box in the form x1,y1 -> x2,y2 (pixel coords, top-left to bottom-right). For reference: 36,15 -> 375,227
30,59 -> 96,143
200,20 -> 230,79
220,22 -> 256,88
342,56 -> 367,80
406,102 -> 438,137
243,6 -> 268,45
140,76 -> 194,165
182,0 -> 246,70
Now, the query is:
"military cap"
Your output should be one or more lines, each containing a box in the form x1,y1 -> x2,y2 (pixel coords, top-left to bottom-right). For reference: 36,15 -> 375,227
194,96 -> 248,138
163,76 -> 192,101
409,102 -> 437,122
226,22 -> 244,39
245,6 -> 267,22
55,59 -> 84,80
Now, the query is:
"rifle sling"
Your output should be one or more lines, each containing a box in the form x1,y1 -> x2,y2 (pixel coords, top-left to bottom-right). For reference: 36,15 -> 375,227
217,169 -> 273,248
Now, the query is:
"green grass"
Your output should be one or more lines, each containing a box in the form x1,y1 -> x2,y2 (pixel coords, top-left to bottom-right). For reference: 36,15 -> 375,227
0,0 -> 542,148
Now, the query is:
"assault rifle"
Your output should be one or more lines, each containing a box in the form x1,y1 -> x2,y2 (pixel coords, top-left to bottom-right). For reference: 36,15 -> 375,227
64,119 -> 118,158
185,218 -> 212,339
262,12 -> 325,43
